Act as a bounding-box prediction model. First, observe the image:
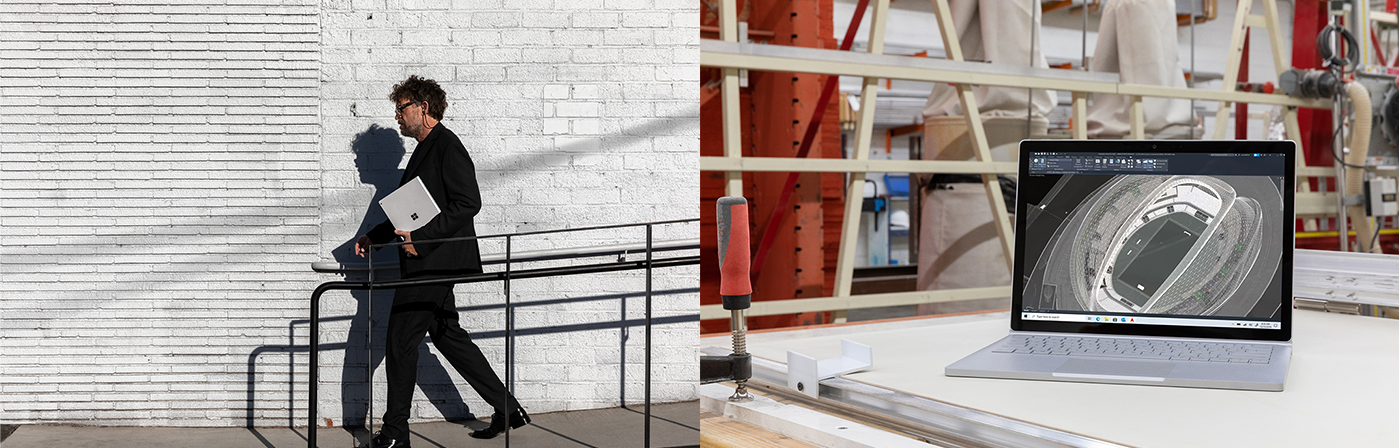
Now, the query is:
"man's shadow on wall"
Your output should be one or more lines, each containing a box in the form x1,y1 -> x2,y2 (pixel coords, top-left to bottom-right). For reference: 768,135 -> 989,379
334,124 -> 472,439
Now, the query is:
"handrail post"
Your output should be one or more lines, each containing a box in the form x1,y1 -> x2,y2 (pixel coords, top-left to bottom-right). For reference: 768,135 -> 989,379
504,234 -> 513,448
367,241 -> 375,438
309,286 -> 321,447
644,224 -> 653,448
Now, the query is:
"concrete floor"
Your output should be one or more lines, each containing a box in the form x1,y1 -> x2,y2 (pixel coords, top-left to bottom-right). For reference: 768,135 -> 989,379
0,402 -> 698,448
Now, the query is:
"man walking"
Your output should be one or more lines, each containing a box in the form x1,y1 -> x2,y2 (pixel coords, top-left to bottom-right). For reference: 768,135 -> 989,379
355,75 -> 529,447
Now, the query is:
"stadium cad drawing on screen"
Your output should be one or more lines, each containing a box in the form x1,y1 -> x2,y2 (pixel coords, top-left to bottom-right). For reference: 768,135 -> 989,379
1019,149 -> 1288,330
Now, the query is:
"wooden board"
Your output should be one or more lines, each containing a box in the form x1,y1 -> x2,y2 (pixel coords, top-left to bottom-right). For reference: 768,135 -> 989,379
700,410 -> 820,448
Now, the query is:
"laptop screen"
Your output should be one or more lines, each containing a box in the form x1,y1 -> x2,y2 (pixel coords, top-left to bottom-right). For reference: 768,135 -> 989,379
1014,140 -> 1293,341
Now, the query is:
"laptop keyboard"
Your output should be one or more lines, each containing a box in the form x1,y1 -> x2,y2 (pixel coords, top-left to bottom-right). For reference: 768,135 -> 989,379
995,335 -> 1274,364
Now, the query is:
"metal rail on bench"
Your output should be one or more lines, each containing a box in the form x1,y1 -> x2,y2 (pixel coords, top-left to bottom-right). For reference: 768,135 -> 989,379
308,219 -> 700,448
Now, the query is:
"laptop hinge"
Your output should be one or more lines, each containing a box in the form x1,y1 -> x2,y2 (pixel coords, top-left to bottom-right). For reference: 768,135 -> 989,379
1294,297 -> 1361,315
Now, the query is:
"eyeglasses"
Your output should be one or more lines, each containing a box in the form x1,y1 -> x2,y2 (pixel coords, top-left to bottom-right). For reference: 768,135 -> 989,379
395,101 -> 419,115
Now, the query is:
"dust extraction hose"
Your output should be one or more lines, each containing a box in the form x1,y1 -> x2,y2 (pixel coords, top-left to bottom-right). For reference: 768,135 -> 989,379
1343,82 -> 1379,253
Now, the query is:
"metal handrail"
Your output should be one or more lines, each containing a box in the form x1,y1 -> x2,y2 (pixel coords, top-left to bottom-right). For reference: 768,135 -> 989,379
311,238 -> 700,273
370,218 -> 698,250
308,218 -> 699,448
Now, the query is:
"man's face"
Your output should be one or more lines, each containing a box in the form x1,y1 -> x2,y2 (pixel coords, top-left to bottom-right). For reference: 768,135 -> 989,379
395,99 -> 423,138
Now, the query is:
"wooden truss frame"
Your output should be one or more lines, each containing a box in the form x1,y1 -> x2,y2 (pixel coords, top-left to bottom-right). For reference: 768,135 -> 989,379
700,0 -> 1334,321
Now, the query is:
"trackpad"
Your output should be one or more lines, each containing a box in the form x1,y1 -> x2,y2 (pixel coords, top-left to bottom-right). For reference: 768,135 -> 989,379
1053,358 -> 1176,381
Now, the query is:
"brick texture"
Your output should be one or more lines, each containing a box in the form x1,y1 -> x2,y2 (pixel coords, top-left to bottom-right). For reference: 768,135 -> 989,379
317,0 -> 699,428
0,0 -> 698,428
0,0 -> 321,427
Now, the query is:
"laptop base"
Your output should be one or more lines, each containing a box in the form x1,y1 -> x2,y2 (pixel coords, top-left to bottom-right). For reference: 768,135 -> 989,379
946,333 -> 1291,392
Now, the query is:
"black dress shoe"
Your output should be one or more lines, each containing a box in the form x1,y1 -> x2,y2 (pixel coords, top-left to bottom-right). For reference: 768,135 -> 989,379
469,407 -> 531,439
369,431 -> 410,448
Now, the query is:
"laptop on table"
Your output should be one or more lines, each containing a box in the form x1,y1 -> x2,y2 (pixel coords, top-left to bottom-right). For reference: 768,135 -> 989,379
946,140 -> 1295,391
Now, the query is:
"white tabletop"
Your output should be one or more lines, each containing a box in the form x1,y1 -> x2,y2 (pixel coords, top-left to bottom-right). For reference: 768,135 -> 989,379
710,310 -> 1399,447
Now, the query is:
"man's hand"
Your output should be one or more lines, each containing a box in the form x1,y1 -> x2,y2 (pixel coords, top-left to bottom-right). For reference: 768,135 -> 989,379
395,230 -> 418,257
355,235 -> 371,258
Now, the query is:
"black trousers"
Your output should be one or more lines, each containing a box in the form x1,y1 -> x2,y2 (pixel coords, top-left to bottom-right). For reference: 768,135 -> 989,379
381,282 -> 518,439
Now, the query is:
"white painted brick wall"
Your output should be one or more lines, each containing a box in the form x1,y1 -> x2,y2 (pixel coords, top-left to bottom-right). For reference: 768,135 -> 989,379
0,0 -> 322,427
317,0 -> 698,429
1,0 -> 698,429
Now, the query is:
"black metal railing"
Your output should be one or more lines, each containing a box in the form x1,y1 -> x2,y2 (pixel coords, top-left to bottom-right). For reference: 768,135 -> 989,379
308,218 -> 700,448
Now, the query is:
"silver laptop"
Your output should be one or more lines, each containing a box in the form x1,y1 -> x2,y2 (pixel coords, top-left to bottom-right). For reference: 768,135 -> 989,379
946,140 -> 1295,391
379,176 -> 440,232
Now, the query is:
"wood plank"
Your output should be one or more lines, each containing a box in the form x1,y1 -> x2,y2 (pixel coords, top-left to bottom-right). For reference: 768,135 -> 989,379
701,411 -> 820,448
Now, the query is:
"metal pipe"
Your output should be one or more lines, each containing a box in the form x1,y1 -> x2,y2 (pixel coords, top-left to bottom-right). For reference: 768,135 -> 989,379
367,239 -> 376,437
308,281 -> 373,447
505,235 -> 512,448
727,308 -> 752,402
311,239 -> 700,273
378,219 -> 698,248
310,285 -> 317,447
644,224 -> 653,447
1336,86 -> 1349,251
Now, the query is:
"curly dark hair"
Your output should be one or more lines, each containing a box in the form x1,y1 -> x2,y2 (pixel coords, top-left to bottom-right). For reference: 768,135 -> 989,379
390,75 -> 447,121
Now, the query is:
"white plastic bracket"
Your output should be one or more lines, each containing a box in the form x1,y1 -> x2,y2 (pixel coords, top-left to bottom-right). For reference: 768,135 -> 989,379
786,339 -> 873,398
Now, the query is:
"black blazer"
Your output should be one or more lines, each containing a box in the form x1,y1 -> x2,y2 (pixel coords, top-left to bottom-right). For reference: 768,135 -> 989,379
368,124 -> 483,277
